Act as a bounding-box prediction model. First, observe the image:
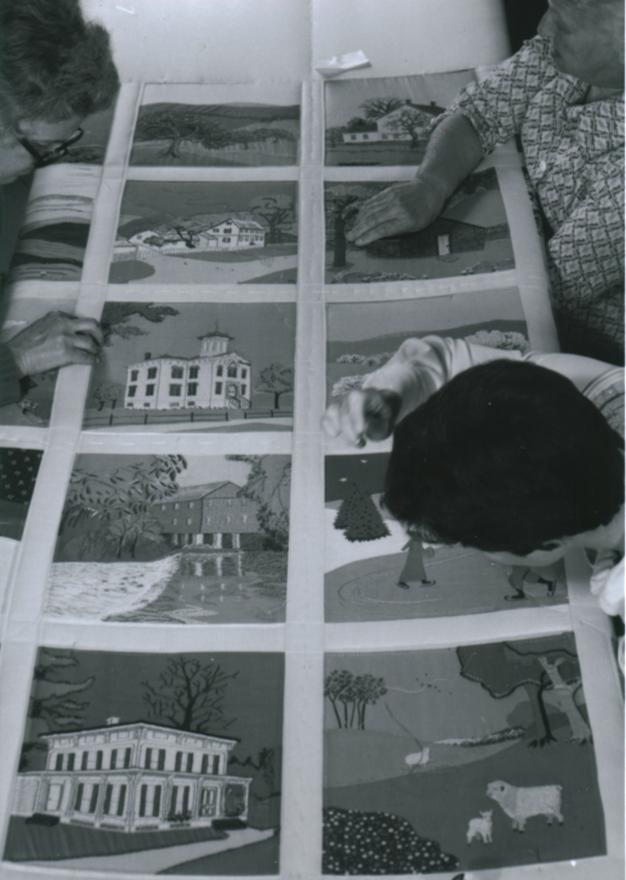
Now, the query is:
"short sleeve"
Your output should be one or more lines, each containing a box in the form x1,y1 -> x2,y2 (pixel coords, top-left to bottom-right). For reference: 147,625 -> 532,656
437,36 -> 557,154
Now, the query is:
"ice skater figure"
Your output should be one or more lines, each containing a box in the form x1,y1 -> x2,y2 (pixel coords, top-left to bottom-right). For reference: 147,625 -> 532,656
505,565 -> 558,601
397,535 -> 436,589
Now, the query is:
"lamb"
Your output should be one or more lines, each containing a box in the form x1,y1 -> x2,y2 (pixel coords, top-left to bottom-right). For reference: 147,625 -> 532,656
404,746 -> 430,771
486,780 -> 564,832
466,810 -> 493,844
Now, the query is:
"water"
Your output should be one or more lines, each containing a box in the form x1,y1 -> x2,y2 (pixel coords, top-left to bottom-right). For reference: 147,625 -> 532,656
46,551 -> 287,624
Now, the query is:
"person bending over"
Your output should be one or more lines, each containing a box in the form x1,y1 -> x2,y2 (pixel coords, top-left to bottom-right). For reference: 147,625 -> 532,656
324,336 -> 624,653
347,0 -> 625,363
0,0 -> 119,405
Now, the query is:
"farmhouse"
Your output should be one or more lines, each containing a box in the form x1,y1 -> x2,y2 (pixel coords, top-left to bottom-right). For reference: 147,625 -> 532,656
124,328 -> 251,411
13,719 -> 251,832
153,480 -> 262,551
342,100 -> 442,144
126,215 -> 266,255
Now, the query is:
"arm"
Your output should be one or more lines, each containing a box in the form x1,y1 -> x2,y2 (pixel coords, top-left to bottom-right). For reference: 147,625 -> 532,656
5,311 -> 104,380
347,36 -> 555,247
0,341 -> 23,407
347,113 -> 484,247
323,335 -> 614,446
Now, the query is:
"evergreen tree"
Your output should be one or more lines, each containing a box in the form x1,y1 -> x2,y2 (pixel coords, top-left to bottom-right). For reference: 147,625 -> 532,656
335,483 -> 389,542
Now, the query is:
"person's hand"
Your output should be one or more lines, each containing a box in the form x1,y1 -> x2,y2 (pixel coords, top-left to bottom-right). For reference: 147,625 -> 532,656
323,388 -> 402,447
346,174 -> 449,247
7,311 -> 104,378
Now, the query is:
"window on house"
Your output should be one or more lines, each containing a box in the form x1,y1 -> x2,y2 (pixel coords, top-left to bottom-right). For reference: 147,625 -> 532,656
110,748 -> 118,770
117,784 -> 127,816
175,751 -> 183,772
139,784 -> 148,817
128,385 -> 137,398
186,752 -> 194,772
81,751 -> 89,770
146,384 -> 155,397
187,382 -> 198,396
130,370 -> 139,381
171,366 -> 184,379
189,366 -> 199,379
103,784 -> 113,815
74,782 -> 84,811
215,382 -> 223,395
241,385 -> 247,397
227,364 -> 237,378
153,785 -> 162,817
96,750 -> 103,770
88,784 -> 99,814
169,384 -> 182,396
241,368 -> 247,379
158,748 -> 166,770
147,367 -> 157,380
201,754 -> 209,774
223,237 -> 231,243
67,753 -> 75,771
188,502 -> 194,509
212,755 -> 220,774
170,785 -> 179,814
124,747 -> 132,769
55,754 -> 63,771
144,747 -> 152,769
216,365 -> 223,377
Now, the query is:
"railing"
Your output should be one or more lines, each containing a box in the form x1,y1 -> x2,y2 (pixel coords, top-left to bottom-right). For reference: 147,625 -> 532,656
83,409 -> 293,428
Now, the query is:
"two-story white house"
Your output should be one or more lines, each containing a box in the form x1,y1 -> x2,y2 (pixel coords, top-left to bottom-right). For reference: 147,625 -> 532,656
126,216 -> 265,255
13,718 -> 252,832
342,100 -> 442,144
124,328 -> 251,412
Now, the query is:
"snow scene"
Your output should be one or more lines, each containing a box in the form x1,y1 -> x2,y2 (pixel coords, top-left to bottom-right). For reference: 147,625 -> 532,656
324,453 -> 567,622
6,649 -> 284,874
323,638 -> 605,873
325,168 -> 514,283
45,453 -> 290,624
110,180 -> 298,285
83,301 -> 296,433
325,70 -> 474,166
325,287 -> 529,404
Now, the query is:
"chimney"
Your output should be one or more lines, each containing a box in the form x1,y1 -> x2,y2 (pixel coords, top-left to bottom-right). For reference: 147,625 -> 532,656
144,352 -> 151,360
106,716 -> 120,727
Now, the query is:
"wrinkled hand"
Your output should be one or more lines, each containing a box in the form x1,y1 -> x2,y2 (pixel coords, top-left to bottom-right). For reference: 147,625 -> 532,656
7,311 -> 104,378
323,388 -> 402,447
346,175 -> 448,247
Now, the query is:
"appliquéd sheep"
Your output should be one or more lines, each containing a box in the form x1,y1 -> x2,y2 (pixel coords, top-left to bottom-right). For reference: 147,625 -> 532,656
466,810 -> 493,844
486,780 -> 564,832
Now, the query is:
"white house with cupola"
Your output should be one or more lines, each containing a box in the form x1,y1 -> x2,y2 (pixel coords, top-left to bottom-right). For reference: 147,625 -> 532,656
13,718 -> 252,832
124,327 -> 251,411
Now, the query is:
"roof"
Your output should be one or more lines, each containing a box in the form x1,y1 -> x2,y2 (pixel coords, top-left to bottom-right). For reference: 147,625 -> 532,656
203,217 -> 265,233
40,720 -> 239,745
160,480 -> 243,504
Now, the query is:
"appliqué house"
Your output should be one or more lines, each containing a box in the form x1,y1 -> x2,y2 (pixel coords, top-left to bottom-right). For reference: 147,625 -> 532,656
13,718 -> 252,832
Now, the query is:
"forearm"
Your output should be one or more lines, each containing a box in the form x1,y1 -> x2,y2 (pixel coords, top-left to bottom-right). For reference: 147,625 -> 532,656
0,342 -> 23,407
416,112 -> 485,201
362,336 -> 614,420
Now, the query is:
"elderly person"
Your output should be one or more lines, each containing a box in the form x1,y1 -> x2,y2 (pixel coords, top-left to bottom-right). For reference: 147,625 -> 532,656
347,0 -> 625,364
0,0 -> 119,406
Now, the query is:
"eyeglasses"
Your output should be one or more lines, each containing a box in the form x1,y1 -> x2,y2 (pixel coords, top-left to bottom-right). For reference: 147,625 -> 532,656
17,127 -> 84,168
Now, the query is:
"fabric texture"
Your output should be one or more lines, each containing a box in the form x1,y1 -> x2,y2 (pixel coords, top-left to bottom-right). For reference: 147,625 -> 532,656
443,35 -> 625,363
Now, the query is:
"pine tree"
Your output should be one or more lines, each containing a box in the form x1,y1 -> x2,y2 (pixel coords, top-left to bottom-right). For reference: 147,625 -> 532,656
335,483 -> 389,542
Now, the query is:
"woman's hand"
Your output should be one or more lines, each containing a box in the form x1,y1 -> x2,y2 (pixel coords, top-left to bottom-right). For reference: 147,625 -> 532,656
323,388 -> 402,447
7,311 -> 103,378
346,174 -> 449,247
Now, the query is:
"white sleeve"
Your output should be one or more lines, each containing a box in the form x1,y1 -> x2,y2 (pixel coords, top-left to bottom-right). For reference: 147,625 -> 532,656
360,335 -> 615,421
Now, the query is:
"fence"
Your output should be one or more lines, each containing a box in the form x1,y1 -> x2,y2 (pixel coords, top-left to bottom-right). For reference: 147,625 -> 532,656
83,408 -> 293,428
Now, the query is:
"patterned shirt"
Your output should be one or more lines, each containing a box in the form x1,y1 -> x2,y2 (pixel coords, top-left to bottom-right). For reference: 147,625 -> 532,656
445,36 -> 625,362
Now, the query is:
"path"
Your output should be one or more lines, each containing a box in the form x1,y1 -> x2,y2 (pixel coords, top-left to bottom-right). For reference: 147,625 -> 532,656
28,827 -> 274,873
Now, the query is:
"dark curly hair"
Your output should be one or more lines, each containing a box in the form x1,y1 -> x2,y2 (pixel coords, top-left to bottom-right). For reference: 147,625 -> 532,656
0,0 -> 119,123
384,359 -> 624,556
